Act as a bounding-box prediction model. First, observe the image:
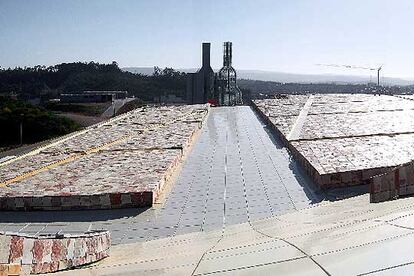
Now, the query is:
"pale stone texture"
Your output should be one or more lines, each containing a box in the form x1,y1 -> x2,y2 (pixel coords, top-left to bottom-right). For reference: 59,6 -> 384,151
0,105 -> 208,210
253,94 -> 414,187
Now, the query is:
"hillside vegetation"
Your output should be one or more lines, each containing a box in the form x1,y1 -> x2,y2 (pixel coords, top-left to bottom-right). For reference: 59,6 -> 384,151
0,62 -> 186,101
0,97 -> 81,148
0,62 -> 189,149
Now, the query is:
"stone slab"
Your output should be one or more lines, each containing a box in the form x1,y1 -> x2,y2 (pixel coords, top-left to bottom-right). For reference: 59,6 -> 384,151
253,94 -> 414,188
0,105 -> 208,211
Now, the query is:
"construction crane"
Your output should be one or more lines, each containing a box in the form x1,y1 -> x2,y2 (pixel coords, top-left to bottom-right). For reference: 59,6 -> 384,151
316,64 -> 382,86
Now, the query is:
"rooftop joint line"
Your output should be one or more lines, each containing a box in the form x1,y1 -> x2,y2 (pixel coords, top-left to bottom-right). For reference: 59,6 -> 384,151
236,110 -> 274,218
170,127 -> 212,238
201,139 -> 218,232
234,117 -> 253,223
248,111 -> 299,210
191,126 -> 230,276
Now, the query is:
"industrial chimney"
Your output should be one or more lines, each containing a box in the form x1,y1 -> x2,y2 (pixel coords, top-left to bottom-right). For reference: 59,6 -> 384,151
185,42 -> 214,104
202,43 -> 211,68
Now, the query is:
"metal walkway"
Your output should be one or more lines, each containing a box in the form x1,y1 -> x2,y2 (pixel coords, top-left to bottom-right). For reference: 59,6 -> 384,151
0,106 -> 328,244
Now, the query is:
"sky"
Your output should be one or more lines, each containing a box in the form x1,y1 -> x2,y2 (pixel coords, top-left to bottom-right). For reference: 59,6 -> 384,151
1,0 -> 414,78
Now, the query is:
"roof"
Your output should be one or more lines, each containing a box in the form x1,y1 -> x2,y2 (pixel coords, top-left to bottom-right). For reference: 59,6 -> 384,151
55,194 -> 414,275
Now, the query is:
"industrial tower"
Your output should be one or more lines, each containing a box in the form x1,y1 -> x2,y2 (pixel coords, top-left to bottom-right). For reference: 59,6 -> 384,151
215,42 -> 243,106
186,43 -> 215,104
186,42 -> 242,106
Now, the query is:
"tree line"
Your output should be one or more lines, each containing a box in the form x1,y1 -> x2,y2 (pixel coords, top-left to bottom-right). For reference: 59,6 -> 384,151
0,62 -> 188,148
0,97 -> 81,148
0,62 -> 187,102
238,79 -> 414,95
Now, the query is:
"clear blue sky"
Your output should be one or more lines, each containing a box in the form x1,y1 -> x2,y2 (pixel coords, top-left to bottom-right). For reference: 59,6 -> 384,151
1,0 -> 414,78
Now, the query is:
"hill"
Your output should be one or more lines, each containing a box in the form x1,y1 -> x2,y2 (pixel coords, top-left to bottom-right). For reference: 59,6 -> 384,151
0,63 -> 186,102
123,67 -> 414,86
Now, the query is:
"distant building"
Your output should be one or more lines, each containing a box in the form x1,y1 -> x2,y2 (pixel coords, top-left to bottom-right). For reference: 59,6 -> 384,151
84,91 -> 128,99
60,91 -> 128,103
60,93 -> 112,103
156,94 -> 186,103
186,43 -> 214,104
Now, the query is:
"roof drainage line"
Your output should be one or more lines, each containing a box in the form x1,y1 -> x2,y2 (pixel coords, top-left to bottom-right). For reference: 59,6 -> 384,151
191,128 -> 229,276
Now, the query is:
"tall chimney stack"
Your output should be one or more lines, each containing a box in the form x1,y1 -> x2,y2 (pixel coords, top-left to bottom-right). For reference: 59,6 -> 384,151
202,43 -> 211,68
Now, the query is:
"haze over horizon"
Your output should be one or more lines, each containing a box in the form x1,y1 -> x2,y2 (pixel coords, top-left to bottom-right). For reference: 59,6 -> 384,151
1,0 -> 414,79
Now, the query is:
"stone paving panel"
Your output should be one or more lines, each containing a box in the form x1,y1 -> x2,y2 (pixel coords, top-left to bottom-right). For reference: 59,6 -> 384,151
252,95 -> 309,136
309,94 -> 412,114
300,110 -> 414,140
0,104 -> 208,210
253,94 -> 414,188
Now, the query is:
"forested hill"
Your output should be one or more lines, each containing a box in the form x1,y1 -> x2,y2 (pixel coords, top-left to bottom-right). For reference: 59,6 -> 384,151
0,62 -> 186,101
